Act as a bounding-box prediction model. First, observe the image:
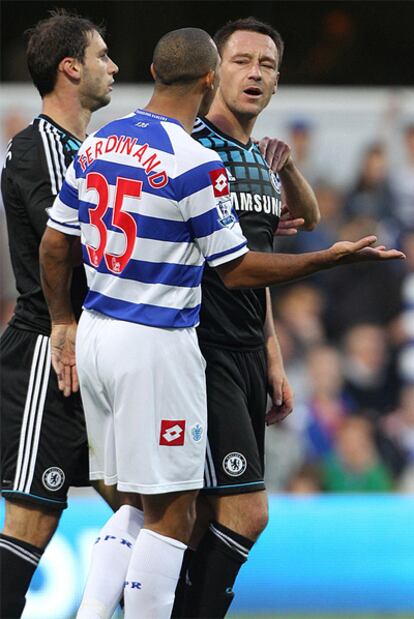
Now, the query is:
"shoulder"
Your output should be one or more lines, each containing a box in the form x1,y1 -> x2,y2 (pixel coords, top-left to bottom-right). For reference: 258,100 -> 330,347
161,120 -> 222,177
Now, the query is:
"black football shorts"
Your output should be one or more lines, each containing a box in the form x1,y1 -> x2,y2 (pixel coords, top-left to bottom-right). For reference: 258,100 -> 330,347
0,326 -> 89,510
200,343 -> 267,495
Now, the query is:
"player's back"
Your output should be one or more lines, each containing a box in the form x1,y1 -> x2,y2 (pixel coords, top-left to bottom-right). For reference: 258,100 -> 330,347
51,109 -> 242,329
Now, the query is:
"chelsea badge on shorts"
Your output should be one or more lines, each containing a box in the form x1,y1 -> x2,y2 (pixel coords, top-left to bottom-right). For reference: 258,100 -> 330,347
222,452 -> 247,477
42,467 -> 65,491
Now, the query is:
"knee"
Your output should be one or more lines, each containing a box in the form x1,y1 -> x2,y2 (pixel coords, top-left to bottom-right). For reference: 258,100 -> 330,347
214,493 -> 269,542
246,499 -> 268,541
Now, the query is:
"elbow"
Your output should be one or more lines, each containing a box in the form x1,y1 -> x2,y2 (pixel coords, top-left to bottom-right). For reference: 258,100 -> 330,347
303,209 -> 321,231
220,272 -> 242,289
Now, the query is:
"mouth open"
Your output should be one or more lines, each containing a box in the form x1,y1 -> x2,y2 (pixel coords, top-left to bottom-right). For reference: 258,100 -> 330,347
243,87 -> 262,97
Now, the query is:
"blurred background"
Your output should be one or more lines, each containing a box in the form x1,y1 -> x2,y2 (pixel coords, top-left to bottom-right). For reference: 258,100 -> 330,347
1,1 -> 414,618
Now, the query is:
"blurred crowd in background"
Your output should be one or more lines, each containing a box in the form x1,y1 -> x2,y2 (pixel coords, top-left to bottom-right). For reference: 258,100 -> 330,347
1,105 -> 413,496
266,118 -> 414,495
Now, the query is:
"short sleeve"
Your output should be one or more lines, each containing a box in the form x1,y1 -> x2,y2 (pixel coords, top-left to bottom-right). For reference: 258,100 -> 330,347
47,161 -> 81,236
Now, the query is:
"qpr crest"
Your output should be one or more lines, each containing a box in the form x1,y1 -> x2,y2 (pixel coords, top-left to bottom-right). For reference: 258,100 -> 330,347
216,197 -> 236,229
270,171 -> 282,194
191,423 -> 204,442
222,452 -> 247,477
42,467 -> 65,491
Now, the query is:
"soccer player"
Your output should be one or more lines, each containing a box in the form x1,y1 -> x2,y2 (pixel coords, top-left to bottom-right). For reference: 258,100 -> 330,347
0,11 -> 119,617
40,25 -> 403,619
172,17 -> 371,617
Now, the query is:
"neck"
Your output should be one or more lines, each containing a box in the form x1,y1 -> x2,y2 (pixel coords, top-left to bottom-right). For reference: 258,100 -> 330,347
144,87 -> 200,134
206,96 -> 256,144
42,91 -> 91,141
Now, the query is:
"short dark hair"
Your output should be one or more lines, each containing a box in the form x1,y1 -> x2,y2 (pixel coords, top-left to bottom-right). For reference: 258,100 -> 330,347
153,28 -> 218,86
26,9 -> 105,97
214,17 -> 284,69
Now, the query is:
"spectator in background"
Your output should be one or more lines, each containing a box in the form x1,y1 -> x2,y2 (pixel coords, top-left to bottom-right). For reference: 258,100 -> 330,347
322,217 -> 401,339
391,123 -> 414,229
345,142 -> 394,223
286,463 -> 322,495
390,229 -> 414,383
285,118 -> 327,187
272,283 -> 326,353
342,324 -> 400,416
302,345 -> 352,459
383,385 -> 414,492
288,179 -> 343,255
322,416 -> 393,492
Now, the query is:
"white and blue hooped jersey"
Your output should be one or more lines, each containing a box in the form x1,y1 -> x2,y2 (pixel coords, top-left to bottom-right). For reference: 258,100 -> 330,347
47,110 -> 248,328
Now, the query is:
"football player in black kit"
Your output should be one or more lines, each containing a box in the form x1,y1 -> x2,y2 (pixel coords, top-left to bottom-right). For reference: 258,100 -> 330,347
0,11 -> 118,617
173,17 -> 320,618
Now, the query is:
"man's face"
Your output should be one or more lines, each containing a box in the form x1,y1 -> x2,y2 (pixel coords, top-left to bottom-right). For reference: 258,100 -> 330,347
79,30 -> 119,112
216,30 -> 279,120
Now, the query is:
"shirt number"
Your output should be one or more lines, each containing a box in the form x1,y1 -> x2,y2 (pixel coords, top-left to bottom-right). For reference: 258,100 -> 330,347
86,173 -> 142,273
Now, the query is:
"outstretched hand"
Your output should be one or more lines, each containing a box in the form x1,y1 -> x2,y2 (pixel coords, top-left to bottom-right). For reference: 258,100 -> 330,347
330,236 -> 406,264
50,322 -> 79,397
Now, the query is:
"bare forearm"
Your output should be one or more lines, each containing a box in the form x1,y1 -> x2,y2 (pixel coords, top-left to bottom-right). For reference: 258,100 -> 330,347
279,161 -> 320,230
39,229 -> 75,324
218,248 -> 330,289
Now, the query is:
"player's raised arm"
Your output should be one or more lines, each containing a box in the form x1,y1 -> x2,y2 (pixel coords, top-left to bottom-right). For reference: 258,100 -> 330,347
259,136 -> 320,230
215,235 -> 405,289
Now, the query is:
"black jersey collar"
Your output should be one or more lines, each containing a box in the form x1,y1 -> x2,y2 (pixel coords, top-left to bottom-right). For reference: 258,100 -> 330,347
199,116 -> 254,151
37,114 -> 82,143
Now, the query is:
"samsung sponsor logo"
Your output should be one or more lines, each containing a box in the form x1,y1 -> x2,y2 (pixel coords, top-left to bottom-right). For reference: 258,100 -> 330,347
231,192 -> 281,216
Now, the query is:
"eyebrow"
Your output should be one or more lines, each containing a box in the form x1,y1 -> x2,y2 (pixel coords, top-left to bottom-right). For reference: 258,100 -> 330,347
232,52 -> 276,64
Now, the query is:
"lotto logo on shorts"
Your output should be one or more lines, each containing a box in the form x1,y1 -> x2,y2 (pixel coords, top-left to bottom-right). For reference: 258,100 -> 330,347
209,168 -> 230,197
160,420 -> 186,446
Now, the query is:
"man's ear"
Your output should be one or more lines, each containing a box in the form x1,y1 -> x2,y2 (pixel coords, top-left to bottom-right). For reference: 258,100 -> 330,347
272,72 -> 280,95
204,69 -> 216,91
58,57 -> 82,81
150,63 -> 157,81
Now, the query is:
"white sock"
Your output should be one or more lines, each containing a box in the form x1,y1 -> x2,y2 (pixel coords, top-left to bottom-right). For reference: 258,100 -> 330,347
124,528 -> 186,619
77,504 -> 144,619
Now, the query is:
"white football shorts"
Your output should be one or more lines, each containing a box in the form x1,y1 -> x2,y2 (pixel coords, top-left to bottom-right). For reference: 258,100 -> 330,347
76,309 -> 207,494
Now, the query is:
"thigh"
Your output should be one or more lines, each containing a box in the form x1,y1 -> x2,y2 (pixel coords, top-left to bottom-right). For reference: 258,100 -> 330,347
1,327 -> 89,511
201,346 -> 267,496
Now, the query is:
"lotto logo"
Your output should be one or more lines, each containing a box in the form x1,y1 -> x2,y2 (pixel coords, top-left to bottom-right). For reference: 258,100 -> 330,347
160,420 -> 186,446
209,168 -> 230,197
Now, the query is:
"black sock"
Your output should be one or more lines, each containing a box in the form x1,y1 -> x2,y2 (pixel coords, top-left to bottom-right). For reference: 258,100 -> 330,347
171,547 -> 194,618
179,521 -> 254,618
0,533 -> 43,618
